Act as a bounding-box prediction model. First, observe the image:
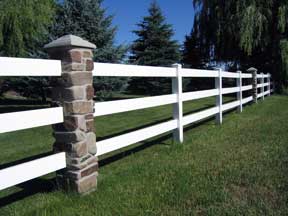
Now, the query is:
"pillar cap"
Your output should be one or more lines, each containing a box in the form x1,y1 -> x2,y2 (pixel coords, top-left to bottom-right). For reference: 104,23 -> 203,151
44,34 -> 96,50
247,67 -> 257,73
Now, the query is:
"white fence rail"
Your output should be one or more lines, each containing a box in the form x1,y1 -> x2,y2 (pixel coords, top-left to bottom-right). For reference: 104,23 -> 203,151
93,63 -> 273,156
0,57 -> 273,191
0,57 -> 65,191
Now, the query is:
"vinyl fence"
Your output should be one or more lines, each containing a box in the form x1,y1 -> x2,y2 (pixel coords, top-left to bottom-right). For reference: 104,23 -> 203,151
0,57 -> 274,191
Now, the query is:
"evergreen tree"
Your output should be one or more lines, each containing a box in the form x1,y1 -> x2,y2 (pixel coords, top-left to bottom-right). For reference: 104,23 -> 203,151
184,0 -> 288,90
129,1 -> 180,95
53,0 -> 129,99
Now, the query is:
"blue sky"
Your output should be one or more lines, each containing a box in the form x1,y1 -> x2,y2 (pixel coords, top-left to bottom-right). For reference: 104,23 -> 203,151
102,0 -> 195,45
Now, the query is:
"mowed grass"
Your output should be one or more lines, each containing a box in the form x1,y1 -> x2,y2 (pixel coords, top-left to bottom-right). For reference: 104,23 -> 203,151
0,95 -> 288,215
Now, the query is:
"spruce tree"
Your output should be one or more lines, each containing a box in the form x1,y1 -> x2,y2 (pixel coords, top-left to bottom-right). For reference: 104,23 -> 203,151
53,0 -> 129,99
129,1 -> 180,95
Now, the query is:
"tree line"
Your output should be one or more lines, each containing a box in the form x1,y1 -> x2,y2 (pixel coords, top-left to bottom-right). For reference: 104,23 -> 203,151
0,0 -> 287,101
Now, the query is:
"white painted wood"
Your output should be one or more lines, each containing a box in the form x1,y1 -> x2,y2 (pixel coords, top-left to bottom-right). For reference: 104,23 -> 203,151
93,62 -> 176,77
0,107 -> 63,133
181,68 -> 218,77
172,64 -> 183,143
96,120 -> 177,156
0,152 -> 66,190
268,73 -> 271,96
241,73 -> 252,78
222,87 -> 240,95
215,69 -> 223,124
237,71 -> 243,113
0,57 -> 61,76
222,100 -> 241,112
222,71 -> 240,78
94,94 -> 177,117
182,89 -> 218,102
242,85 -> 253,91
261,73 -> 265,100
183,106 -> 219,126
242,96 -> 253,104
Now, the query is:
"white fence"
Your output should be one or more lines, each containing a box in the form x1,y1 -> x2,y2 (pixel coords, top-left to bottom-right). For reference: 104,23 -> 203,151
0,57 -> 273,191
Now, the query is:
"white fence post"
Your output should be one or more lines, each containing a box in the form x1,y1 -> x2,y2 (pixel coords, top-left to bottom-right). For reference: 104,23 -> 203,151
261,73 -> 265,100
268,73 -> 271,96
215,68 -> 223,124
237,70 -> 243,113
172,64 -> 183,143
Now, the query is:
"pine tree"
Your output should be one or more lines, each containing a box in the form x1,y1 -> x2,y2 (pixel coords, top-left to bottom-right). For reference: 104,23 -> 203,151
53,0 -> 129,99
129,1 -> 180,95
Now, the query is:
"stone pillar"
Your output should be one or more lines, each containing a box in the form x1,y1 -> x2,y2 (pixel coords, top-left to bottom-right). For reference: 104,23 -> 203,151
44,35 -> 98,194
247,67 -> 258,104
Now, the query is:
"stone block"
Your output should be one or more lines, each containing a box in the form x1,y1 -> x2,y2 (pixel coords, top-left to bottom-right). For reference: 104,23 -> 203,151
62,62 -> 85,72
62,86 -> 86,101
62,72 -> 93,87
64,101 -> 94,115
73,173 -> 97,194
54,130 -> 86,143
80,162 -> 98,178
86,85 -> 94,100
87,132 -> 96,155
86,59 -> 94,71
64,115 -> 87,131
86,120 -> 95,132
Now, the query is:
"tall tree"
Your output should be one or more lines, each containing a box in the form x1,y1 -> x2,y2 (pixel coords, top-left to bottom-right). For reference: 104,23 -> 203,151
184,0 -> 288,90
0,0 -> 56,102
0,0 -> 55,57
53,0 -> 129,100
129,1 -> 180,95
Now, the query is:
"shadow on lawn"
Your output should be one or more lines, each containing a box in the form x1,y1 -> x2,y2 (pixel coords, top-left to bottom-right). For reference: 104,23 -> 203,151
0,152 -> 56,208
0,100 -> 242,207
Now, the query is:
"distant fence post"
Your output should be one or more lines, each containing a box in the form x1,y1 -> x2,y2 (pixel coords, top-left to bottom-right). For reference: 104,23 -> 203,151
215,68 -> 223,124
172,64 -> 183,143
268,73 -> 271,96
237,70 -> 243,113
44,35 -> 98,194
248,67 -> 258,103
261,73 -> 265,100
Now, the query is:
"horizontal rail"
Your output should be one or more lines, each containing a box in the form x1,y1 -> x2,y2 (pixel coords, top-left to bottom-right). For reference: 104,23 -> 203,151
242,96 -> 253,104
94,94 -> 177,117
0,57 -> 61,76
242,73 -> 252,78
257,83 -> 269,88
222,72 -> 240,78
257,74 -> 269,78
183,106 -> 218,126
93,62 -> 176,77
222,87 -> 240,95
0,152 -> 66,190
181,68 -> 218,78
182,89 -> 218,102
242,85 -> 253,91
222,100 -> 240,112
96,119 -> 177,156
0,107 -> 63,133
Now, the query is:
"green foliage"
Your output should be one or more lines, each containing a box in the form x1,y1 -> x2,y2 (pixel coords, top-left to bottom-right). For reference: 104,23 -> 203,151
129,1 -> 180,95
0,0 -> 55,57
184,0 -> 288,89
53,0 -> 129,99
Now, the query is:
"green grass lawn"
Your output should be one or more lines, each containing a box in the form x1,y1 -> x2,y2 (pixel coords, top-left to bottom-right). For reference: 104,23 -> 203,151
0,95 -> 288,215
